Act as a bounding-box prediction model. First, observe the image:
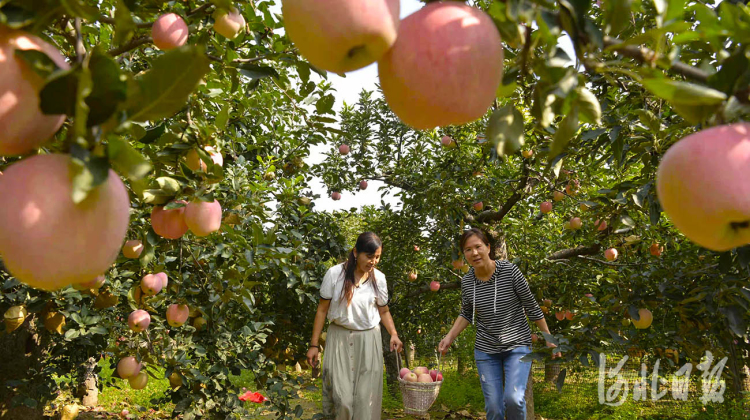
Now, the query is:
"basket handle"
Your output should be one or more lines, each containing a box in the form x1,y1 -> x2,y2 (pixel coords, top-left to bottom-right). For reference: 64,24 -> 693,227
396,351 -> 401,373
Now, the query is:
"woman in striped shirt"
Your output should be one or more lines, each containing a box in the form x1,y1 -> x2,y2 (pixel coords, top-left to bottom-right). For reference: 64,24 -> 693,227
438,228 -> 560,420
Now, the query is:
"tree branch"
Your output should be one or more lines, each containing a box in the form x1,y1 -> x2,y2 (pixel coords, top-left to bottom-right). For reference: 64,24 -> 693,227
602,36 -> 710,83
476,162 -> 531,224
575,255 -> 651,267
108,36 -> 152,56
98,16 -> 152,28
547,244 -> 601,260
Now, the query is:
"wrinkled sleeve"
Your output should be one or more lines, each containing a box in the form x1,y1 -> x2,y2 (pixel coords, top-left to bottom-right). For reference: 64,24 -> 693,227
320,267 -> 335,300
511,263 -> 544,321
459,275 -> 474,324
375,273 -> 389,307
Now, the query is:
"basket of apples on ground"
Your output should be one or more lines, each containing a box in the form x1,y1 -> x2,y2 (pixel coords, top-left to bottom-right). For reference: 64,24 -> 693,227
396,353 -> 443,415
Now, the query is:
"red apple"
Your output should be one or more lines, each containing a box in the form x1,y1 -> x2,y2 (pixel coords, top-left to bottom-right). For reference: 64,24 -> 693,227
429,281 -> 440,292
152,13 -> 188,51
435,372 -> 443,381
540,201 -> 553,214
543,299 -> 553,307
140,274 -> 163,296
553,191 -> 565,202
122,240 -> 144,259
413,245 -> 420,252
359,180 -> 368,190
414,366 -> 429,376
213,7 -> 245,39
632,308 -> 653,329
409,272 -> 418,281
151,201 -> 189,240
0,154 -> 129,291
595,219 -> 608,231
417,374 -> 433,383
78,275 -> 105,290
565,311 -> 574,321
117,356 -> 142,379
522,150 -> 533,159
399,367 -> 411,379
282,0 -> 399,73
156,272 -> 168,289
473,201 -> 484,211
451,259 -> 464,269
338,144 -> 350,155
128,372 -> 148,390
441,135 -> 454,147
331,191 -> 341,200
656,123 -> 750,251
379,2 -> 503,129
0,28 -> 71,156
184,199 -> 222,237
604,248 -> 618,261
555,311 -> 565,321
128,310 -> 151,333
166,304 -> 190,327
649,243 -> 663,256
186,146 -> 223,172
403,372 -> 418,382
569,217 -> 582,230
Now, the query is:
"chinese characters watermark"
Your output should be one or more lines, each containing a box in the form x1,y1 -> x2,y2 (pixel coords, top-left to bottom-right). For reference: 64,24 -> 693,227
598,351 -> 728,406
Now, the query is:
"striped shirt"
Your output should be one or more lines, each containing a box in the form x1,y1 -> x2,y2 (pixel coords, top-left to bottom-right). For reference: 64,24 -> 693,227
459,260 -> 544,354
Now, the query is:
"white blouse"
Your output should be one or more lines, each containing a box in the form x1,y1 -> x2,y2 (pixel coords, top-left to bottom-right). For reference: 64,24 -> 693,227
319,263 -> 389,330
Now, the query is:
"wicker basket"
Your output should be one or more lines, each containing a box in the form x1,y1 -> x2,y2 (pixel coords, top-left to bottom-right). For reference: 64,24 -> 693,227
396,353 -> 443,415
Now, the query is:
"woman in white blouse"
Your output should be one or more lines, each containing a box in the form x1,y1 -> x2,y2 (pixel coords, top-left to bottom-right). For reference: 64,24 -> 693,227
306,232 -> 403,420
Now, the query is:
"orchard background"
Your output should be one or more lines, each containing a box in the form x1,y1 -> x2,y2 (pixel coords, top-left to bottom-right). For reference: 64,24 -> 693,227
0,0 -> 749,419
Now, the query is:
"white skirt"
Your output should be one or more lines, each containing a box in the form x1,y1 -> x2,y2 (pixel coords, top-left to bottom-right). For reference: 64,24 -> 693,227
321,323 -> 383,420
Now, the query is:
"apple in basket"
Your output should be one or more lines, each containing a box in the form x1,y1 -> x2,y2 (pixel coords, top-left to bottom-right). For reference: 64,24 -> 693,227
417,374 -> 433,383
429,369 -> 443,381
403,372 -> 418,382
414,366 -> 429,376
399,367 -> 411,379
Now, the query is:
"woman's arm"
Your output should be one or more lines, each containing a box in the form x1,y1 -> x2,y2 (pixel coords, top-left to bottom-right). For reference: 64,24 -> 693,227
437,316 -> 470,355
378,305 -> 403,352
306,299 -> 331,367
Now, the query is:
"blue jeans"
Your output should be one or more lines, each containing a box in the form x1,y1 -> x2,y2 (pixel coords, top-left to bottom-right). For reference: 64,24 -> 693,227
474,346 -> 533,420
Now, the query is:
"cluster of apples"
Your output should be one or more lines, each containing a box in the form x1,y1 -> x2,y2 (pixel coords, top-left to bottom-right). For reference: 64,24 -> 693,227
151,5 -> 246,51
399,366 -> 442,383
282,0 -> 503,130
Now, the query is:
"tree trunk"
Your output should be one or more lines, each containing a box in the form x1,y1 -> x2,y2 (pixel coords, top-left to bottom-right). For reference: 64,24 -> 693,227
404,341 -> 414,369
0,315 -> 48,420
525,367 -> 535,420
76,356 -> 99,407
381,327 -> 399,396
457,353 -> 470,375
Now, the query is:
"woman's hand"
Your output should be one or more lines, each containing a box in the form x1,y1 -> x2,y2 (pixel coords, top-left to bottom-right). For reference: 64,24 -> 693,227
546,341 -> 562,359
390,335 -> 403,352
306,346 -> 320,368
437,335 -> 454,355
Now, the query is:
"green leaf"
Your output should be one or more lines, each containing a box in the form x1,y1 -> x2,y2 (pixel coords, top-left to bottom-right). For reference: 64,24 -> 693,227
39,67 -> 78,116
14,49 -> 62,79
486,105 -> 525,156
640,79 -> 726,124
215,103 -> 231,129
126,46 -> 211,122
108,136 -> 152,181
113,0 -> 136,45
86,47 -> 127,126
665,0 -> 686,22
155,177 -> 182,195
238,64 -> 280,80
575,87 -> 601,125
60,0 -> 99,20
604,0 -> 632,35
0,5 -> 36,28
550,105 -> 579,157
69,147 -> 111,204
138,124 -> 166,144
315,94 -> 335,115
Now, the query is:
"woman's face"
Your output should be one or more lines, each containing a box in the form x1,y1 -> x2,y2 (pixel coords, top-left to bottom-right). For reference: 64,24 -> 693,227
462,235 -> 491,267
355,247 -> 382,272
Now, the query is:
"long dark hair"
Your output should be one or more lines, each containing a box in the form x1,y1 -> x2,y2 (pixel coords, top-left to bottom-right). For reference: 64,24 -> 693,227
340,232 -> 382,305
